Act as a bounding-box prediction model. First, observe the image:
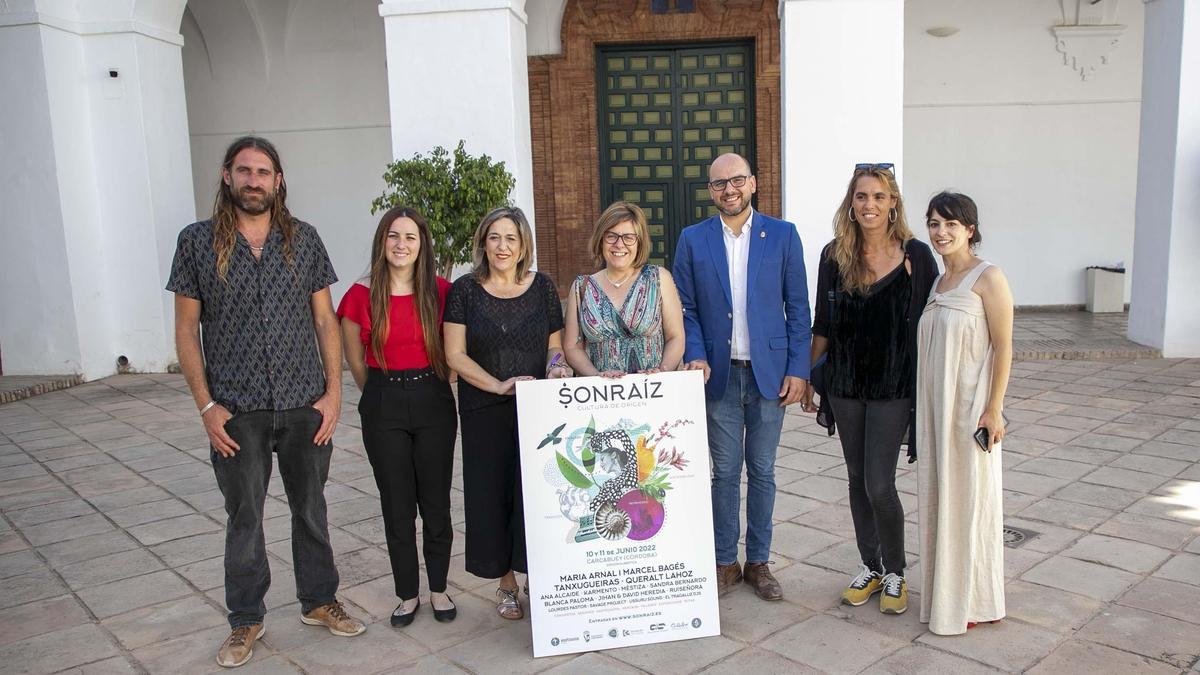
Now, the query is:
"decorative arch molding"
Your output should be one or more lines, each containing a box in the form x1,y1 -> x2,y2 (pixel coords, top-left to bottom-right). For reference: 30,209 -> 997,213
182,0 -> 270,80
0,0 -> 191,44
180,6 -> 213,78
529,0 -> 781,291
132,0 -> 191,35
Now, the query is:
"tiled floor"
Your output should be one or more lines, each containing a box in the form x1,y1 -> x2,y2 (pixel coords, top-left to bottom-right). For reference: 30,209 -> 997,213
0,375 -> 83,405
1,356 -> 1198,673
1012,311 -> 1158,360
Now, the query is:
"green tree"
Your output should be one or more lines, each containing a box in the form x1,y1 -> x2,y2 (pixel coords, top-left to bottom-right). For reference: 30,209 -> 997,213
371,140 -> 516,278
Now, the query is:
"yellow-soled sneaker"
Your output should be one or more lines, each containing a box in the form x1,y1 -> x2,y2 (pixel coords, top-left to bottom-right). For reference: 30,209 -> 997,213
879,572 -> 908,614
840,565 -> 883,606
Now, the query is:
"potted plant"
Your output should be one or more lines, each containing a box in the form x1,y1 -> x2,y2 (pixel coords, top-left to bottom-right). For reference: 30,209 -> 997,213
372,140 -> 516,278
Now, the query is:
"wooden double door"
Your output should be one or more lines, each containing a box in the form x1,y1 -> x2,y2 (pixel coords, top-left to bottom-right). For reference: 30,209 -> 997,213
597,41 -> 756,269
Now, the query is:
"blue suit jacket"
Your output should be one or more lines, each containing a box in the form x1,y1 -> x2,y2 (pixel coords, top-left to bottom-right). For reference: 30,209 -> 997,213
672,212 -> 812,401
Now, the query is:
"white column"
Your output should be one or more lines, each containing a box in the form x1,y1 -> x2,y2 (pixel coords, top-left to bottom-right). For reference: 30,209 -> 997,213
1128,0 -> 1200,357
778,0 -> 905,303
378,0 -> 535,232
0,3 -> 194,378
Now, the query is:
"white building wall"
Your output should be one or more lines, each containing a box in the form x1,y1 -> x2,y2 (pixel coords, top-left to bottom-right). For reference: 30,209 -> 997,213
83,32 -> 194,374
0,25 -> 84,374
43,27 -> 118,378
181,0 -> 392,302
1128,0 -> 1200,357
526,0 -> 565,56
781,0 -> 906,303
0,0 -> 193,378
903,0 -> 1144,306
140,35 -> 202,351
511,0 -> 1149,308
1,0 -> 1175,376
378,0 -> 536,240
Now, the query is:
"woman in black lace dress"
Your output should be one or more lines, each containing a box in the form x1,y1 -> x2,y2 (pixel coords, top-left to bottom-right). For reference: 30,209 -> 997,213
443,206 -> 569,621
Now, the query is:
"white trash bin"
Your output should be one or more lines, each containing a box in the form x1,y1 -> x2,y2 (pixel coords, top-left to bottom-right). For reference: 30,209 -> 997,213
1085,266 -> 1124,313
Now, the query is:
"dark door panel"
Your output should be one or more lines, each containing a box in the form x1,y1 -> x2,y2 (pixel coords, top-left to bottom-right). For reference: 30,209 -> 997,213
598,42 -> 756,269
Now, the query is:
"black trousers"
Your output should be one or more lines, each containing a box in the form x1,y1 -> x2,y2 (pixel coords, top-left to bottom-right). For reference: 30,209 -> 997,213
213,407 -> 338,627
829,395 -> 910,575
460,398 -> 527,579
359,368 -> 458,600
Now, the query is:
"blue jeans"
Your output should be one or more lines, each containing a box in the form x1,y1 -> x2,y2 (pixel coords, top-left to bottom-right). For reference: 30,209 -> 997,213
707,365 -> 786,565
212,407 -> 339,627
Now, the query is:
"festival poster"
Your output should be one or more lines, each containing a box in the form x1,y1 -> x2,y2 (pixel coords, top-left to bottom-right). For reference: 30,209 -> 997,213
515,370 -> 720,657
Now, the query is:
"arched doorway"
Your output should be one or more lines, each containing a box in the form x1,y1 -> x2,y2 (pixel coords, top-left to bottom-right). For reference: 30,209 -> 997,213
180,0 -> 391,304
529,0 -> 781,290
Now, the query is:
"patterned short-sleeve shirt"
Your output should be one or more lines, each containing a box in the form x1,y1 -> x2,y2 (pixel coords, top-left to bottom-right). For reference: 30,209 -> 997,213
166,219 -> 338,413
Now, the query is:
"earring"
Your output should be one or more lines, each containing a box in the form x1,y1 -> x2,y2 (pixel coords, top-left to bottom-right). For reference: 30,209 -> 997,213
888,208 -> 897,224
848,208 -> 857,223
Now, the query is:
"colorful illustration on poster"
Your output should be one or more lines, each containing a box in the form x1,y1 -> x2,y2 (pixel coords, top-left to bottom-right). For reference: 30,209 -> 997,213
541,416 -> 694,544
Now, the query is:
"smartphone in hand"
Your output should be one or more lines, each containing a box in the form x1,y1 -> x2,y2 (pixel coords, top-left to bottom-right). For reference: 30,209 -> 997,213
973,427 -> 991,452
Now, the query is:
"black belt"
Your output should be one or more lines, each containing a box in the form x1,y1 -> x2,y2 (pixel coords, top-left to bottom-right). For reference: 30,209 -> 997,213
367,367 -> 437,389
730,359 -> 752,369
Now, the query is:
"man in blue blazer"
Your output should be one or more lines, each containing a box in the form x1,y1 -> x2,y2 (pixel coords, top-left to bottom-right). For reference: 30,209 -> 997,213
673,153 -> 811,601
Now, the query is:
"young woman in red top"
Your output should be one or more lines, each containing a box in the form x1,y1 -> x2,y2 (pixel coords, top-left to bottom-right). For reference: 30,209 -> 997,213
338,206 -> 457,626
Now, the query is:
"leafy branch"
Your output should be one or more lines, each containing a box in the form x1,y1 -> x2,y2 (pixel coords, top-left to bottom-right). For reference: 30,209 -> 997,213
371,140 -> 515,278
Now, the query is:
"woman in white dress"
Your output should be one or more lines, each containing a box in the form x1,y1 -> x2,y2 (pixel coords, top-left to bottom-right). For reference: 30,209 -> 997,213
916,192 -> 1013,636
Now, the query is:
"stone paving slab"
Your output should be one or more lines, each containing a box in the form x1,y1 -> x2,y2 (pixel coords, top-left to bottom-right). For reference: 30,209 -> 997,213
1012,311 -> 1159,360
0,357 -> 1197,673
0,375 -> 84,405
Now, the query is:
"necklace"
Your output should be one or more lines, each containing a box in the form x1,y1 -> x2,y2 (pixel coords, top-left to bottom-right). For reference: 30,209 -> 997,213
605,268 -> 636,288
242,229 -> 269,252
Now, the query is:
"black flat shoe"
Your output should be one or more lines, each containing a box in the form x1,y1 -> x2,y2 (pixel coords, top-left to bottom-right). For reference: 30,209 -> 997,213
390,599 -> 419,627
432,595 -> 457,623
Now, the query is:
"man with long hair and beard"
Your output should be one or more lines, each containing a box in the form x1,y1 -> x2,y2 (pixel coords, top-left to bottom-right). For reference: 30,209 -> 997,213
167,136 -> 365,668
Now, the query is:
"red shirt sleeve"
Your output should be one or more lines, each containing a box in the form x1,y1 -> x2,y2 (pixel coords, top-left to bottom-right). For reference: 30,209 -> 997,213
336,282 -> 372,329
336,283 -> 374,365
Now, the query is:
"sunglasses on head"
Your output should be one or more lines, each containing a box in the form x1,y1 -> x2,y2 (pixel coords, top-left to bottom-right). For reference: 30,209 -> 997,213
855,163 -> 894,171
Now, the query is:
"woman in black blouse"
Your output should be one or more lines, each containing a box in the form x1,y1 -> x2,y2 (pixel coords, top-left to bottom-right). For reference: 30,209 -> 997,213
443,206 -> 569,621
801,165 -> 937,616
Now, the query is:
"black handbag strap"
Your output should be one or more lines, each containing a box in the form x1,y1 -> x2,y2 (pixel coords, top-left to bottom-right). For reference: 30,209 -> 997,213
826,248 -> 839,322
903,240 -> 915,324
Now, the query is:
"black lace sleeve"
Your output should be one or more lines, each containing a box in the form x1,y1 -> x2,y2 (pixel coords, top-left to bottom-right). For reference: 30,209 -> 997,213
542,273 -> 564,334
444,275 -> 471,325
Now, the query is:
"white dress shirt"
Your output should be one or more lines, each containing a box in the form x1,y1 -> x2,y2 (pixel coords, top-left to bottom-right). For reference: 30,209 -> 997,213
721,209 -> 753,360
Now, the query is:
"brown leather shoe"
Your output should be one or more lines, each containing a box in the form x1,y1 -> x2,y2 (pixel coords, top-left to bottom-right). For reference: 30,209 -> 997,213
716,562 -> 742,594
216,624 -> 264,668
300,601 -> 366,636
744,562 -> 783,601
